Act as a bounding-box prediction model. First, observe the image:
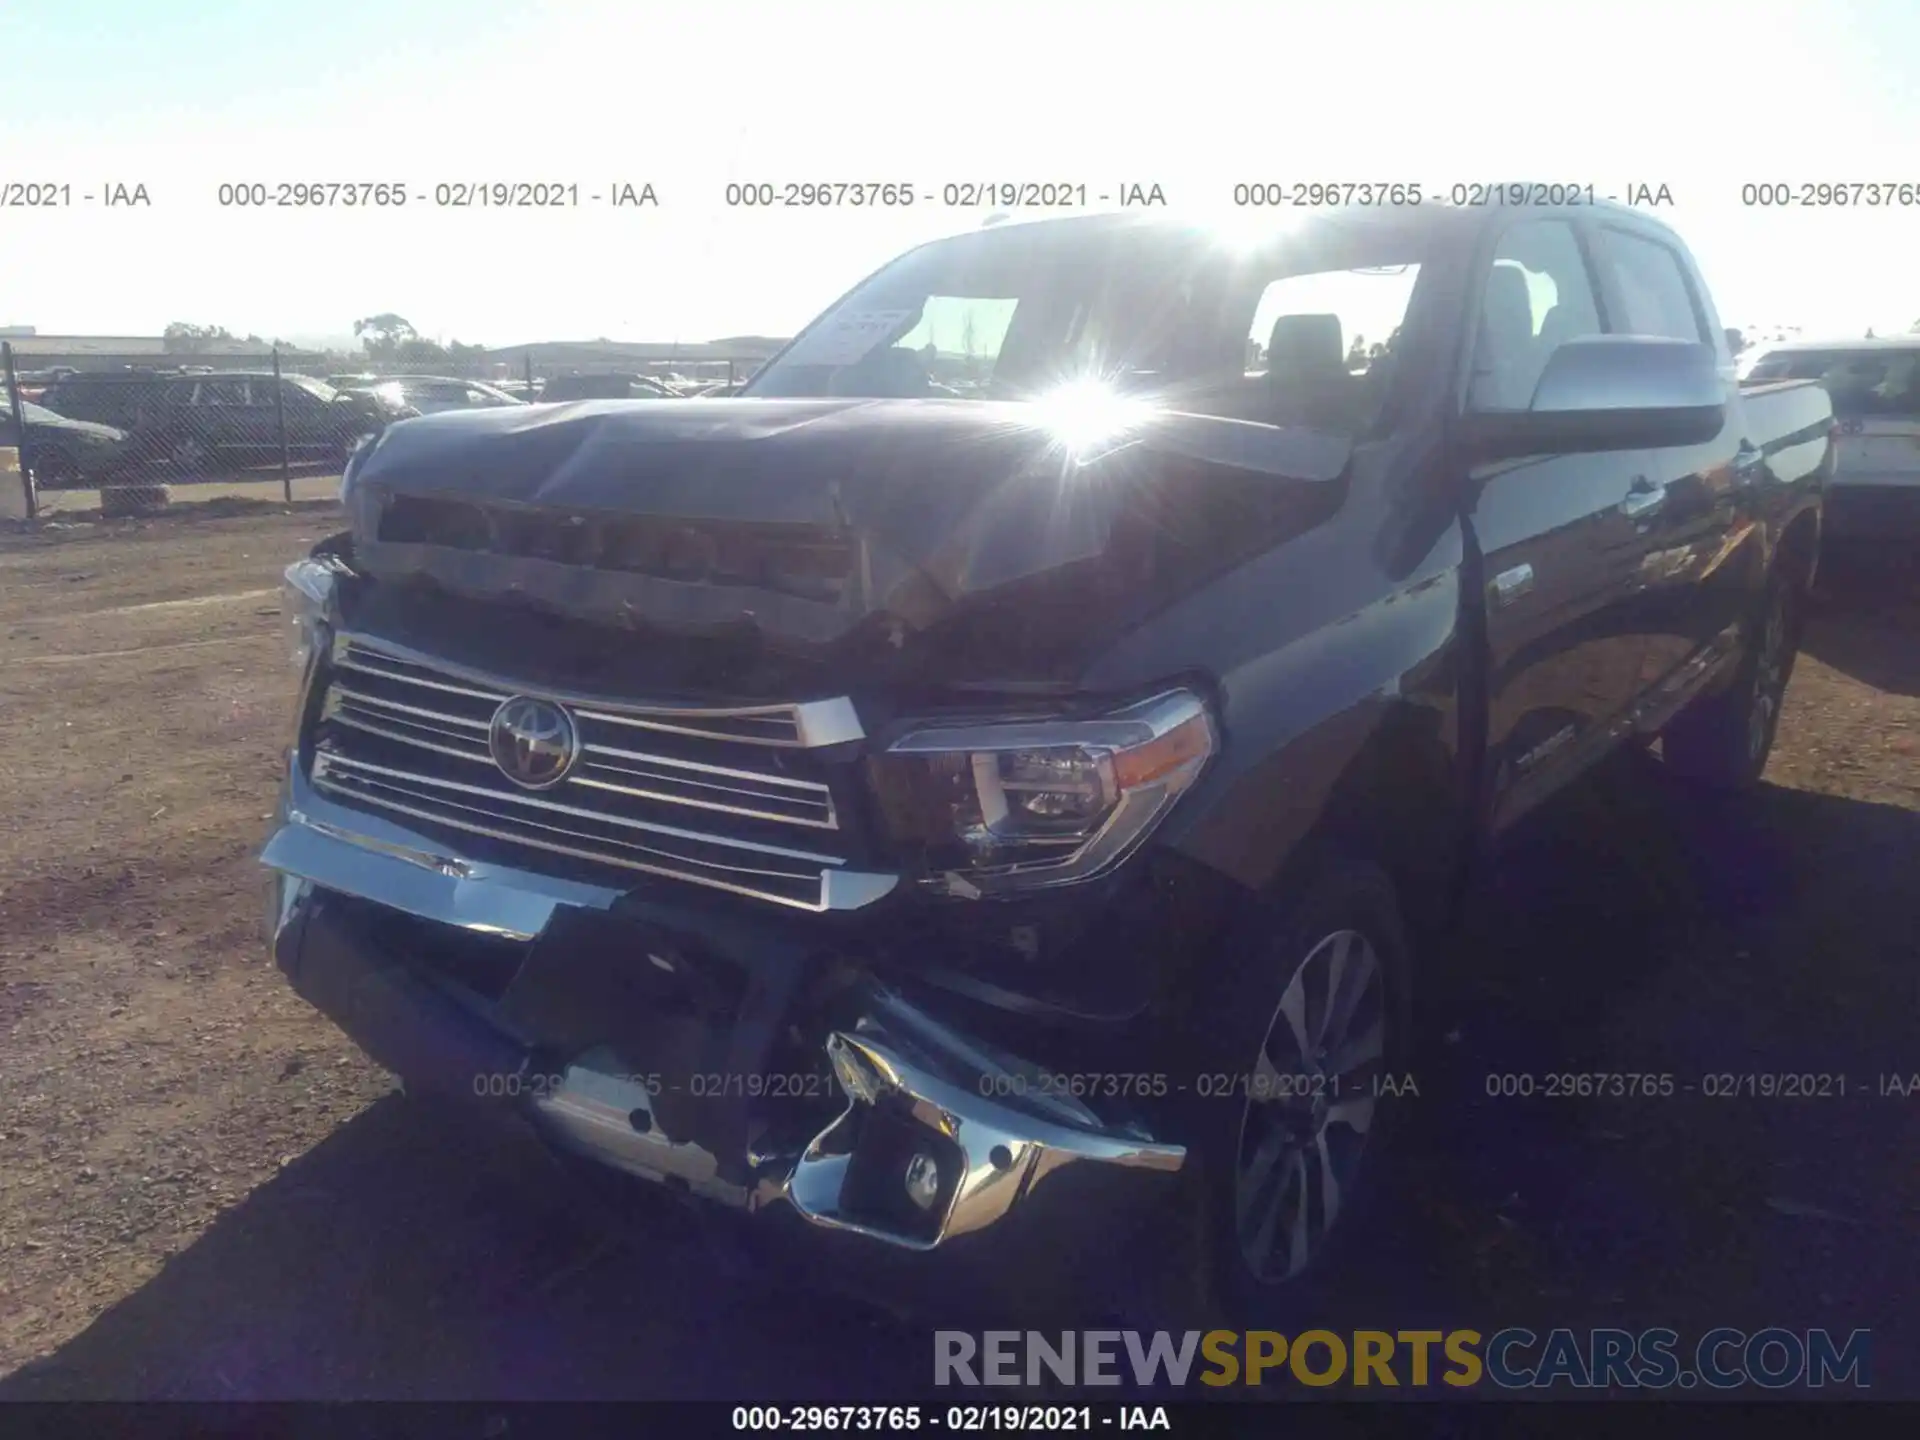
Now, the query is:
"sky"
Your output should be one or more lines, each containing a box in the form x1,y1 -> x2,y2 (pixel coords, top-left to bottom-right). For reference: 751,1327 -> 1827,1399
3,0 -> 1919,351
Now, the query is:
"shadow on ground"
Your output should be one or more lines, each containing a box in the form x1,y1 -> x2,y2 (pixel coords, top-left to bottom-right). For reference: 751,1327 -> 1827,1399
5,734 -> 1916,1400
1804,544 -> 1920,696
0,1096 -> 926,1401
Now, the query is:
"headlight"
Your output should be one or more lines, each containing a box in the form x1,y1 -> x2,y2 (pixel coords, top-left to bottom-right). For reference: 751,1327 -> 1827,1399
867,689 -> 1216,897
281,556 -> 338,671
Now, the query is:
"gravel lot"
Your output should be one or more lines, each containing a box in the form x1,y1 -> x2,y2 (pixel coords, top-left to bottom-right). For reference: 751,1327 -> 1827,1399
0,506 -> 1915,1399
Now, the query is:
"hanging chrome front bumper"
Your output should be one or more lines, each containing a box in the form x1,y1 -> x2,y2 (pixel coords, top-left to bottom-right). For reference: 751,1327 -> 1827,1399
263,756 -> 1186,1257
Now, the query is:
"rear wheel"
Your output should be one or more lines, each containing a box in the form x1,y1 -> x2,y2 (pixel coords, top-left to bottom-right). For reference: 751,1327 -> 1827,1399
1660,572 -> 1799,786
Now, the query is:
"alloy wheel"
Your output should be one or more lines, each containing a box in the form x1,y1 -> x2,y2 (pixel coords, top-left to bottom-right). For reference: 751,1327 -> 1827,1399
1233,928 -> 1386,1283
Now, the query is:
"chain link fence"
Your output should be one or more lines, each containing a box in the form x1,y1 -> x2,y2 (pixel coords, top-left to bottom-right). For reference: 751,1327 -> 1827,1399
2,343 -> 766,521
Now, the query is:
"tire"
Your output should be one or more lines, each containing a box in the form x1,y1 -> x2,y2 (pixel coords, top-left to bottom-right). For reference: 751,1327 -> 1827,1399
1659,571 -> 1800,787
1173,855 -> 1415,1324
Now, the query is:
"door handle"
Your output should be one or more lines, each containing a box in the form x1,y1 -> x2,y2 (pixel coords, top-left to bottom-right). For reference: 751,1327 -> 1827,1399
1732,442 -> 1767,482
1620,475 -> 1667,518
1490,562 -> 1535,607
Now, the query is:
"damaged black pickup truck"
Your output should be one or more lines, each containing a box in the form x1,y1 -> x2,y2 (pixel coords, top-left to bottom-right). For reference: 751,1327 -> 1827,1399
264,201 -> 1832,1321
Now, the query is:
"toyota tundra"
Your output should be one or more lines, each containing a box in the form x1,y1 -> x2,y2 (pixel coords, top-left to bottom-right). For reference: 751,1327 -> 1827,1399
262,200 -> 1832,1321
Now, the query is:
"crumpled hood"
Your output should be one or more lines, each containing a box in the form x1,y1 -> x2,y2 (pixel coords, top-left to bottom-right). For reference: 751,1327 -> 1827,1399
345,397 -> 1351,659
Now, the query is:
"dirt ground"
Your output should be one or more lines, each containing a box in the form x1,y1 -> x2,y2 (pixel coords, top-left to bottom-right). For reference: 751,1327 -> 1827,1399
0,505 -> 1915,1399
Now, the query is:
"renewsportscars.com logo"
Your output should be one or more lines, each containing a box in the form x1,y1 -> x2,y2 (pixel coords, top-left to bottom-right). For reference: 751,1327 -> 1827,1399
934,1328 -> 1871,1391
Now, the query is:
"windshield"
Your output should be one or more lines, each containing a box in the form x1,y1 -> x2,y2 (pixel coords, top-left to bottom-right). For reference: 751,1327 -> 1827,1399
746,217 -> 1429,433
287,375 -> 339,402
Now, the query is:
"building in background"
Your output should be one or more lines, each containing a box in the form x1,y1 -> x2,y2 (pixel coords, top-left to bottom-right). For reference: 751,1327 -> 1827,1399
1,333 -> 326,374
483,336 -> 789,385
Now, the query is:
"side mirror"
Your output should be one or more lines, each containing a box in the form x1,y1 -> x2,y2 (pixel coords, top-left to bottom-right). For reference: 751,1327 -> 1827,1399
1465,336 -> 1726,461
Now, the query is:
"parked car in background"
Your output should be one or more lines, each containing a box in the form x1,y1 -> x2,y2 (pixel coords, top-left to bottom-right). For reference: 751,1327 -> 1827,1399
364,376 -> 526,415
538,372 -> 676,402
266,201 -> 1828,1322
1742,336 -> 1919,548
7,365 -> 76,401
38,372 -> 176,431
0,399 -> 132,488
51,371 -> 412,474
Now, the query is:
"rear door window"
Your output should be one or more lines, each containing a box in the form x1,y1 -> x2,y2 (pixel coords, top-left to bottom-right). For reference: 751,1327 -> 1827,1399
1591,228 -> 1705,342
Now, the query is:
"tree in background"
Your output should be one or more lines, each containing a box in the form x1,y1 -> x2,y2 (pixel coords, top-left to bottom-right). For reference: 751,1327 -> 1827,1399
354,315 -> 489,372
394,336 -> 447,366
354,313 -> 419,361
162,322 -> 235,353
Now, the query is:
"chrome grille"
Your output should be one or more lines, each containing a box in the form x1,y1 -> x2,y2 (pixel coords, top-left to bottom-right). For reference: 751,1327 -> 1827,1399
309,634 -> 889,911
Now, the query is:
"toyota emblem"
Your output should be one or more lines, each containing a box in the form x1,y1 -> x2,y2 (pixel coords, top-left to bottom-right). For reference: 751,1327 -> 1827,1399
488,695 -> 580,790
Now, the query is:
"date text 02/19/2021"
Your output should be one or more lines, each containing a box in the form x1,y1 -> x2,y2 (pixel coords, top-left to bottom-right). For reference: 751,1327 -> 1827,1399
730,1406 -> 1170,1432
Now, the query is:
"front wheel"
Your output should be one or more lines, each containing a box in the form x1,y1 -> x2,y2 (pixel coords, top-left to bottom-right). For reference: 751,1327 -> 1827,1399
1659,573 -> 1800,786
1177,857 -> 1414,1321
